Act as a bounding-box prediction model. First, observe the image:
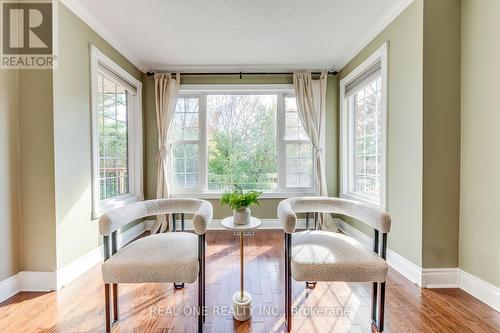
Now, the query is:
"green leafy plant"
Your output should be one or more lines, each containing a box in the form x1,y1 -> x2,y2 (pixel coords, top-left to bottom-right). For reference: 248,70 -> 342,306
221,185 -> 262,210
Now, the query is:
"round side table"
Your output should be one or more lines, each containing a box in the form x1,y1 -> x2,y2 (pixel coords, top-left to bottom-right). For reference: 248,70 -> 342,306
221,216 -> 262,321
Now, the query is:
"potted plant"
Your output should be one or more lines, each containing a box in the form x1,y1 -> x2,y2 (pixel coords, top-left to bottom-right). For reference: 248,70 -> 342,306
221,185 -> 262,225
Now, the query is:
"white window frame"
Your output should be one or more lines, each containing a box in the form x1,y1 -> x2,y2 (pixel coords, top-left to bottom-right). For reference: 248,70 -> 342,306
171,84 -> 317,199
90,45 -> 143,218
340,42 -> 388,209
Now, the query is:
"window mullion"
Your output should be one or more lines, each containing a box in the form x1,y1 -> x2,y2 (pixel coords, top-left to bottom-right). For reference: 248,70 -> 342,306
277,92 -> 285,192
200,93 -> 208,192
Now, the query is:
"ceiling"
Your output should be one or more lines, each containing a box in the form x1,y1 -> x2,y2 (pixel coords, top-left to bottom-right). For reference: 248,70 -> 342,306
73,0 -> 412,72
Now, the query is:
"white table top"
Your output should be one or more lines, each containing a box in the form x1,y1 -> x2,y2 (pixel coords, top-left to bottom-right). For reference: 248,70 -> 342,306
221,216 -> 262,231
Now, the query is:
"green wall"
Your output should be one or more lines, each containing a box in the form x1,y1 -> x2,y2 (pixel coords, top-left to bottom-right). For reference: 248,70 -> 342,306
338,0 -> 462,270
18,69 -> 58,272
422,0 -> 461,268
0,70 -> 20,280
143,74 -> 338,219
4,0 -> 494,291
52,5 -> 144,268
339,0 -> 424,266
460,0 -> 500,287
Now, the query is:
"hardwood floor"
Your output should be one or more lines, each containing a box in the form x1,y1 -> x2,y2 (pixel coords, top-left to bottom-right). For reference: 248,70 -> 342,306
0,231 -> 499,333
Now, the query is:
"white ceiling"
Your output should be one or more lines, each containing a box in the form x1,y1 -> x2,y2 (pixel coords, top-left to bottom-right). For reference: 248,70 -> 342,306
72,0 -> 412,72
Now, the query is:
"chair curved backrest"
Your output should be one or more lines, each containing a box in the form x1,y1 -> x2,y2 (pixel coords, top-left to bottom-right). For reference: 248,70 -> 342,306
99,198 -> 213,236
278,197 -> 391,234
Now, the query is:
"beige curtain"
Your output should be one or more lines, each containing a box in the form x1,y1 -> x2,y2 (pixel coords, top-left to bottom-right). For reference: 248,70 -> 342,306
293,72 -> 328,224
152,73 -> 180,233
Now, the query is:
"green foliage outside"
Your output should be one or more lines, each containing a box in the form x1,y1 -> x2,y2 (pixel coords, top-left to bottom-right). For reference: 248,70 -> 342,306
207,95 -> 277,191
98,73 -> 129,199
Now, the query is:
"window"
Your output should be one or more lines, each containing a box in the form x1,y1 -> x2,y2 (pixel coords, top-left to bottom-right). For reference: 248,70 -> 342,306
90,46 -> 143,217
170,85 -> 314,197
283,96 -> 313,188
340,43 -> 387,208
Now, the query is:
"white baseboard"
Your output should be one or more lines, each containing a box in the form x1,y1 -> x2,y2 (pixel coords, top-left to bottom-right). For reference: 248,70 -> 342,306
335,219 -> 500,312
460,269 -> 500,312
335,219 -> 423,286
56,220 -> 150,289
0,271 -> 57,303
3,218 -> 499,313
422,268 -> 459,288
56,247 -> 102,289
0,273 -> 21,303
20,271 -> 57,291
0,220 -> 151,301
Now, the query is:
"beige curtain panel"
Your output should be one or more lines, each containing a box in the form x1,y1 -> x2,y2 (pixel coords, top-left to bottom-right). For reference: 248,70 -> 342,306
153,73 -> 180,233
293,72 -> 328,223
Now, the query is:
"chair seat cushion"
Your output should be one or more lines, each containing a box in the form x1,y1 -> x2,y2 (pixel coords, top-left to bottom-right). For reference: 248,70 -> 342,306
291,230 -> 388,282
102,232 -> 199,284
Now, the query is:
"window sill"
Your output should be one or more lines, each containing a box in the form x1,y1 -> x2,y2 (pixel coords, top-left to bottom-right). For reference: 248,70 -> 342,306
340,192 -> 382,209
93,193 -> 143,219
171,192 -> 315,199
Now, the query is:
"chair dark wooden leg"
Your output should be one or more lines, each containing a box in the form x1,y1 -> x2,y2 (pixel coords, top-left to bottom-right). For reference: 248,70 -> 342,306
371,282 -> 378,326
172,214 -> 186,289
112,283 -> 119,322
378,282 -> 386,331
198,234 -> 205,332
377,233 -> 387,331
104,283 -> 111,333
284,233 -> 288,329
285,233 -> 292,332
202,235 -> 206,323
371,231 -> 387,332
371,229 -> 380,328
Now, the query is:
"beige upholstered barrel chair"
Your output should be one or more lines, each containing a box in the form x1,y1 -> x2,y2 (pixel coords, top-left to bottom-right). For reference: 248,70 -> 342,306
99,198 -> 213,333
278,197 -> 391,332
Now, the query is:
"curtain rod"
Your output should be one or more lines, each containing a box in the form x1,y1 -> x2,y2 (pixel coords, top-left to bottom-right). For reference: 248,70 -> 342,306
146,71 -> 338,77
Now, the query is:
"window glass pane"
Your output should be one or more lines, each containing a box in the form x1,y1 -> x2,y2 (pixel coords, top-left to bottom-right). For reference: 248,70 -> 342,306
284,97 -> 309,141
98,72 -> 129,200
207,95 -> 277,191
285,142 -> 313,188
349,76 -> 382,197
173,97 -> 200,140
172,143 -> 199,189
285,96 -> 297,111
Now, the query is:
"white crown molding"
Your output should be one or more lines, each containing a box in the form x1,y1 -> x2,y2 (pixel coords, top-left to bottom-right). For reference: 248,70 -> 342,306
59,0 -> 146,72
337,0 -> 415,71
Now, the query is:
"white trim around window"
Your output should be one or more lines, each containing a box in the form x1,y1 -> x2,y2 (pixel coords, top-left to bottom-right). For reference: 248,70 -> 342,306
340,42 -> 388,209
90,45 -> 143,218
171,84 -> 317,198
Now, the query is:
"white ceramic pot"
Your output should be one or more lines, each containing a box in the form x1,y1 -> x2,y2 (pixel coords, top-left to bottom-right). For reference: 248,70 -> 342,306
233,207 -> 251,225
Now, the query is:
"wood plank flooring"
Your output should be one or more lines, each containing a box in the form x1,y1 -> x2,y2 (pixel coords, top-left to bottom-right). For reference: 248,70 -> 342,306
0,231 -> 499,333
